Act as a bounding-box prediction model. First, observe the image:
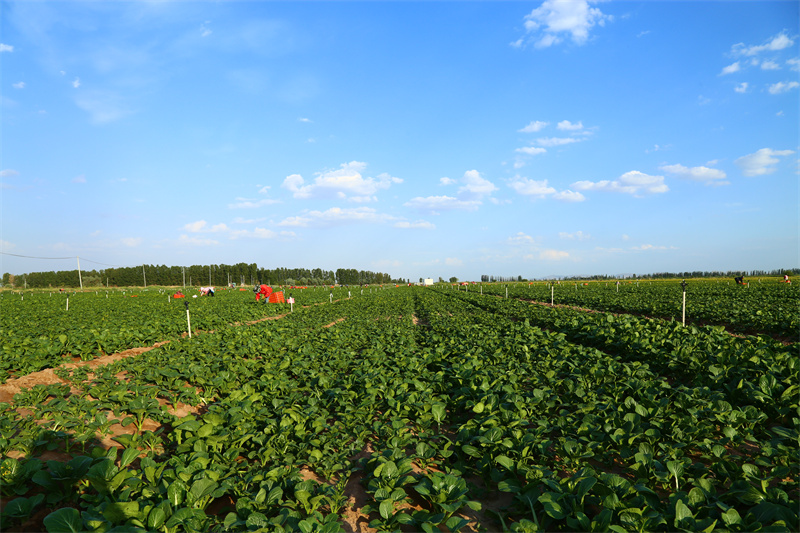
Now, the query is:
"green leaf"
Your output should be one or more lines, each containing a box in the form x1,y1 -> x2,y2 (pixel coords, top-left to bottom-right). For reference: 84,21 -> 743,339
147,507 -> 167,530
43,508 -> 83,533
167,482 -> 185,506
495,455 -> 514,470
379,499 -> 393,520
189,478 -> 218,501
102,501 -> 141,524
674,500 -> 693,529
119,448 -> 139,469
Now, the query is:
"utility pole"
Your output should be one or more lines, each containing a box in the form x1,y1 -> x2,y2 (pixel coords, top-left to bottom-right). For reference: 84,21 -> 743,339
77,256 -> 83,290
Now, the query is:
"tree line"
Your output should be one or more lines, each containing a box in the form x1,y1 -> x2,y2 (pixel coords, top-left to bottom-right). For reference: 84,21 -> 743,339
2,263 -> 401,289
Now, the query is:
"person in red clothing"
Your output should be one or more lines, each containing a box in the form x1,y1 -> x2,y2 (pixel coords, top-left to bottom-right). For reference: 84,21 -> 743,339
254,284 -> 273,301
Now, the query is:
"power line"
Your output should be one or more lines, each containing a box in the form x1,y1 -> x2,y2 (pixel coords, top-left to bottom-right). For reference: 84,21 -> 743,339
0,251 -> 74,260
0,252 -> 120,267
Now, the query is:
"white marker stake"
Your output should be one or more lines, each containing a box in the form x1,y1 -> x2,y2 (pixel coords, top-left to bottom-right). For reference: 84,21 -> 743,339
551,286 -> 554,306
288,297 -> 295,312
506,287 -> 508,299
330,293 -> 333,303
185,302 -> 192,338
66,298 -> 69,311
348,291 -> 351,299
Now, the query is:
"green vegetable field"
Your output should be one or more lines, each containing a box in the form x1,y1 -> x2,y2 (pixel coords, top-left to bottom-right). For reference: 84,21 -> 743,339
1,282 -> 797,532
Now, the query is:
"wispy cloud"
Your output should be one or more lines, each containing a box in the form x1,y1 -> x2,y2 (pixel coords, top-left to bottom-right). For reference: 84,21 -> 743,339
228,197 -> 280,209
557,120 -> 583,131
282,161 -> 402,202
0,44 -> 13,53
732,32 -> 794,57
572,171 -> 668,196
660,163 -> 728,185
395,220 -> 435,230
12,81 -> 25,89
735,148 -> 795,176
559,230 -> 590,241
404,195 -> 482,214
768,81 -> 799,94
518,120 -> 548,132
278,207 -> 396,227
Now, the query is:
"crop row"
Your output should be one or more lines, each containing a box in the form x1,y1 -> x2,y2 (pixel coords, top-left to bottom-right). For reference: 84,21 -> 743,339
1,287 -> 797,532
473,279 -> 798,340
0,286 -> 384,383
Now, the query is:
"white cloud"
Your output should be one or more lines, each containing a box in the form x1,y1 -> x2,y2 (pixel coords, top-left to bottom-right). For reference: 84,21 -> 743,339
179,235 -> 219,246
536,136 -> 581,147
768,81 -> 800,94
0,169 -> 20,178
230,227 -> 276,239
298,117 -> 312,123
232,216 -> 266,224
734,82 -> 748,93
660,163 -> 728,185
72,174 -> 87,184
281,161 -> 402,201
0,44 -> 13,53
519,120 -> 548,132
121,237 -> 142,247
1,239 -> 17,250
395,220 -> 435,230
445,257 -> 463,267
761,60 -> 780,70
572,170 -> 668,196
538,249 -> 570,260
720,61 -> 741,75
515,146 -> 547,155
508,232 -> 537,246
522,0 -> 612,48
733,33 -> 794,56
458,169 -> 497,199
12,81 -> 25,89
209,223 -> 228,233
788,58 -> 800,71
508,176 -> 556,197
228,197 -> 280,209
404,195 -> 481,214
72,77 -> 81,88
553,189 -> 586,202
630,244 -> 676,251
735,148 -> 795,176
557,120 -> 583,131
184,220 -> 207,233
439,177 -> 456,185
559,231 -> 590,241
75,90 -> 131,123
278,207 -> 395,227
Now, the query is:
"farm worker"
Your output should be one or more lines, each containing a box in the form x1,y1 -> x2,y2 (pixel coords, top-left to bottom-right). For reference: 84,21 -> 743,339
173,290 -> 185,299
734,276 -> 744,285
254,284 -> 273,301
199,286 -> 215,296
784,274 -> 790,283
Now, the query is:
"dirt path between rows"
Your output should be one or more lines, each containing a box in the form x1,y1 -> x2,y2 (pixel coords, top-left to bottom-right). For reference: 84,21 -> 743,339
0,313 -> 295,405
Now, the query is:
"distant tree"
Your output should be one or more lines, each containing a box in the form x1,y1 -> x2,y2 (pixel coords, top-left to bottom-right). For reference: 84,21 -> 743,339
449,276 -> 458,283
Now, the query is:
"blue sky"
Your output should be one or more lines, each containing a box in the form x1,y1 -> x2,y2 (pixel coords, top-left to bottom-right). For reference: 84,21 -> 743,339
2,0 -> 798,281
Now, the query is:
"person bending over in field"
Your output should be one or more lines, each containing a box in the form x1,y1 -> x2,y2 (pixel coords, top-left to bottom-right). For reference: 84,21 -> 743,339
199,286 -> 215,296
734,276 -> 744,285
254,284 -> 273,301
